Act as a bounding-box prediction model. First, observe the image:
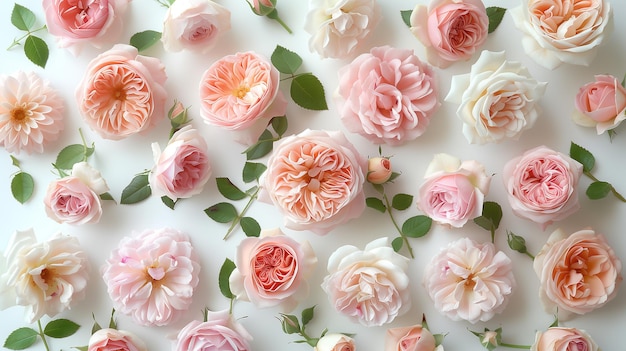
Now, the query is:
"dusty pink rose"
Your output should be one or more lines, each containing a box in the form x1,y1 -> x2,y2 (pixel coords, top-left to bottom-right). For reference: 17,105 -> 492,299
385,325 -> 438,351
531,327 -> 599,351
229,228 -> 317,311
102,228 -> 200,326
337,46 -> 439,146
367,157 -> 392,184
259,129 -> 367,235
503,146 -> 582,229
423,237 -> 515,324
199,51 -> 287,145
417,153 -> 491,228
314,333 -> 356,351
322,238 -> 411,327
573,75 -> 626,134
410,0 -> 488,68
534,228 -> 622,320
88,328 -> 147,351
76,44 -> 167,140
174,310 -> 252,351
247,0 -> 273,13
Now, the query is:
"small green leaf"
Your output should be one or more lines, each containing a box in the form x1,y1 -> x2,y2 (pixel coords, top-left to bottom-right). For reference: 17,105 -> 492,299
11,4 -> 36,31
402,215 -> 432,238
569,142 -> 595,172
44,319 -> 80,338
391,237 -> 404,252
204,202 -> 238,223
271,45 -> 303,74
587,181 -> 612,199
291,73 -> 328,110
366,197 -> 386,213
240,216 -> 261,237
129,30 -> 162,52
24,35 -> 49,68
120,173 -> 151,204
218,258 -> 236,299
391,193 -> 413,211
244,130 -> 274,160
473,216 -> 494,232
10,155 -> 20,167
216,177 -> 247,200
161,195 -> 177,209
301,305 -> 315,326
279,314 -> 301,334
108,309 -> 117,329
73,346 -> 89,351
271,116 -> 288,137
242,162 -> 267,183
400,10 -> 412,28
3,327 -> 38,350
55,144 -> 94,170
99,192 -> 114,201
11,172 -> 34,204
486,7 -> 506,33
474,201 -> 502,231
91,313 -> 102,335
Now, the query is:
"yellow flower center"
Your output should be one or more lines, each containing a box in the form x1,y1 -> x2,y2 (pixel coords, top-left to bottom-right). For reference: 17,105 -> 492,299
10,107 -> 27,123
233,84 -> 250,99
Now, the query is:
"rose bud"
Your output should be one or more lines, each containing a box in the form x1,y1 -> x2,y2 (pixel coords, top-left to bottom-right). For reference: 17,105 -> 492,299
367,157 -> 392,184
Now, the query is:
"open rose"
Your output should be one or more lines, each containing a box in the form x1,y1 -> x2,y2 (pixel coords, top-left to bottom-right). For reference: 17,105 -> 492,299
385,325 -> 442,351
446,50 -> 547,144
315,333 -> 356,351
174,310 -> 252,351
410,0 -> 488,68
337,46 -> 439,146
88,328 -> 147,351
531,327 -> 599,351
573,75 -> 626,134
534,228 -> 622,320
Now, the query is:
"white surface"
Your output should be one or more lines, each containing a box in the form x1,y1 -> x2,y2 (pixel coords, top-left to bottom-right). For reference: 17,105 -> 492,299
1,0 -> 626,350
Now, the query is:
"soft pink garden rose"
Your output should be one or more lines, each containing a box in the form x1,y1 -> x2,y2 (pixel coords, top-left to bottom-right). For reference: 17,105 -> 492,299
423,237 -> 515,324
102,228 -> 200,326
0,229 -> 89,323
88,328 -> 147,351
229,228 -> 317,311
367,157 -> 392,184
0,71 -> 64,155
573,75 -> 626,134
76,44 -> 167,140
502,146 -> 582,229
337,46 -> 439,146
531,327 -> 599,351
174,310 -> 252,351
534,228 -> 622,320
315,333 -> 356,351
417,153 -> 491,228
161,0 -> 231,54
385,325 -> 441,351
322,237 -> 411,327
410,0 -> 488,68
259,129 -> 367,235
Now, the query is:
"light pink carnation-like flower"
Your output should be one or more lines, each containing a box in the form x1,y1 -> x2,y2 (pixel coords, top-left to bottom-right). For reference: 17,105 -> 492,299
88,328 -> 147,351
0,71 -> 64,155
423,237 -> 515,324
531,327 -> 599,351
337,46 -> 439,146
102,228 -> 200,326
259,129 -> 366,235
573,75 -> 626,135
174,310 -> 252,351
0,229 -> 89,323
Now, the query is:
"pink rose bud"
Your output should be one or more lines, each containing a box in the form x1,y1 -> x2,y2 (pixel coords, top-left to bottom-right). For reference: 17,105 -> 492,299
168,101 -> 186,121
247,0 -> 275,15
367,157 -> 392,184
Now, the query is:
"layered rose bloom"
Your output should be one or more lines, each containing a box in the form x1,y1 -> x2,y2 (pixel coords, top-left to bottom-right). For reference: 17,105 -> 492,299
531,327 -> 599,351
423,237 -> 515,323
259,129 -> 366,235
315,333 -> 356,351
0,71 -> 64,155
322,237 -> 411,327
534,228 -> 622,320
511,0 -> 613,70
76,44 -> 167,140
573,75 -> 626,135
385,325 -> 442,351
229,228 -> 317,311
410,0 -> 488,68
88,328 -> 147,351
502,146 -> 583,229
0,229 -> 89,323
102,228 -> 200,326
337,46 -> 439,146
173,310 -> 252,351
446,50 -> 547,144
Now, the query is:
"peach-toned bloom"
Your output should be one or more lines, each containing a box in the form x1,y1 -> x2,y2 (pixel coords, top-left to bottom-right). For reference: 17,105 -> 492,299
367,157 -> 392,184
76,44 -> 167,140
531,327 -> 599,351
0,71 -> 64,155
315,333 -> 356,351
102,228 -> 200,326
88,328 -> 147,351
259,129 -> 366,235
385,325 -> 440,351
173,310 -> 252,351
534,228 -> 622,320
423,237 -> 515,324
573,75 -> 626,134
0,229 -> 89,323
337,46 -> 439,146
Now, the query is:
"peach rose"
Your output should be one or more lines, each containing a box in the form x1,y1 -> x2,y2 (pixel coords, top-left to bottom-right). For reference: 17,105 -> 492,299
531,327 -> 599,351
76,44 -> 167,140
573,75 -> 626,134
410,0 -> 488,68
315,333 -> 356,351
385,325 -> 440,351
88,328 -> 147,351
173,310 -> 252,351
367,157 -> 392,184
534,228 -> 622,320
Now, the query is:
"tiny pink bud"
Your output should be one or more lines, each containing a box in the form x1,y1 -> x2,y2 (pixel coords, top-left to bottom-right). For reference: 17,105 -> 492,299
367,157 -> 392,184
247,0 -> 275,15
482,331 -> 498,347
169,101 -> 186,120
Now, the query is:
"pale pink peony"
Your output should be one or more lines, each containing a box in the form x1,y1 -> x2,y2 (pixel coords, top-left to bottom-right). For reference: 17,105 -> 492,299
88,328 -> 147,351
337,46 -> 439,146
531,327 -> 599,351
0,71 -> 64,154
367,157 -> 392,184
102,228 -> 200,326
423,237 -> 515,324
573,75 -> 626,134
315,333 -> 356,351
259,129 -> 367,235
173,310 -> 252,351
322,237 -> 411,327
385,325 -> 440,351
76,44 -> 167,140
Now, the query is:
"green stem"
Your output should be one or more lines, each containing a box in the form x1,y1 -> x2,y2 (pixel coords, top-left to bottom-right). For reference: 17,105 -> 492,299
37,320 -> 50,351
584,171 -> 626,202
490,227 -> 495,245
223,187 -> 260,240
7,25 -> 47,50
229,297 -> 234,315
500,342 -> 531,349
267,9 -> 292,34
524,251 -> 535,260
78,128 -> 89,161
382,192 -> 414,258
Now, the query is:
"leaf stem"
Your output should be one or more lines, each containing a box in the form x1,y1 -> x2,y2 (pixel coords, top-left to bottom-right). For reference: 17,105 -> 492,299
583,171 -> 626,202
382,192 -> 414,258
7,25 -> 47,50
499,342 -> 531,349
223,187 -> 260,240
37,320 -> 50,351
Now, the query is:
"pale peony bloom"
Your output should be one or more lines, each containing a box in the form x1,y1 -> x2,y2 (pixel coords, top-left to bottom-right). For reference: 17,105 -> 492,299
259,129 -> 366,235
322,237 -> 411,327
367,157 -> 392,185
315,333 -> 356,351
304,0 -> 380,59
173,310 -> 252,351
88,328 -> 147,351
0,229 -> 89,323
573,74 -> 626,134
76,44 -> 167,140
446,50 -> 547,144
531,327 -> 599,351
385,325 -> 443,351
423,237 -> 515,323
102,228 -> 200,326
0,71 -> 64,155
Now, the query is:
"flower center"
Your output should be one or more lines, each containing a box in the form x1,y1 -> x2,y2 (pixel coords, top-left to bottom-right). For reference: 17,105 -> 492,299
10,107 -> 28,123
233,84 -> 250,99
113,86 -> 127,101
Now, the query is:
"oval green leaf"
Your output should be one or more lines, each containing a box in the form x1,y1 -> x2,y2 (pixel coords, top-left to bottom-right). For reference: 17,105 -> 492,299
391,193 -> 413,211
391,237 -> 404,252
11,4 -> 36,31
204,202 -> 237,223
216,177 -> 247,200
271,45 -> 302,74
11,172 -> 34,204
218,258 -> 236,299
301,305 -> 315,326
120,173 -> 151,204
3,327 -> 38,350
400,10 -> 412,28
587,181 -> 611,199
24,35 -> 49,68
44,319 -> 80,338
402,215 -> 432,238
570,142 -> 595,172
291,73 -> 328,111
366,197 -> 386,213
244,129 -> 274,160
486,7 -> 506,33
130,30 -> 162,52
240,216 -> 261,237
242,162 -> 267,183
161,195 -> 177,209
55,144 -> 94,170
271,116 -> 288,137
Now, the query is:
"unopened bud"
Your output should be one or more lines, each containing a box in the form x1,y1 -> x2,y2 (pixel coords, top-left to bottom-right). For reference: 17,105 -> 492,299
367,157 -> 392,184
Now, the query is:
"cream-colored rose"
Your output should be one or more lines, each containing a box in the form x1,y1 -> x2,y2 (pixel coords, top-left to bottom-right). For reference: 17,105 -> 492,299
315,333 -> 356,351
531,327 -> 598,351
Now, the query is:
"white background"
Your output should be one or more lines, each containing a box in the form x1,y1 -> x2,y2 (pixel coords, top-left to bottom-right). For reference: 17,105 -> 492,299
1,0 -> 626,350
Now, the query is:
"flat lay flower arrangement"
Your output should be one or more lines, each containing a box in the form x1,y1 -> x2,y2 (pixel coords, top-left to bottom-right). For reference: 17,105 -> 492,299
1,0 -> 626,350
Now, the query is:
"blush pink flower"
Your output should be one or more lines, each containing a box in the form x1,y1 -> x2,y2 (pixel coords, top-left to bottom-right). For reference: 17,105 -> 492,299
337,46 -> 439,146
88,328 -> 147,351
259,129 -> 367,235
0,71 -> 64,155
385,325 -> 440,351
423,237 -> 515,324
315,333 -> 356,351
531,327 -> 599,351
573,75 -> 626,134
367,157 -> 393,184
173,310 -> 252,351
76,44 -> 167,140
102,228 -> 200,326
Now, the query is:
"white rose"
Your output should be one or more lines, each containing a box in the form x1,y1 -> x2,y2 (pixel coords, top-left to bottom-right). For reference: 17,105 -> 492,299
314,333 -> 356,351
72,161 -> 110,195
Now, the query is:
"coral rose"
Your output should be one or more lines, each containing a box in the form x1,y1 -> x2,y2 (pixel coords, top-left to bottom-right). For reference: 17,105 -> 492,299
315,333 -> 356,351
573,75 -> 626,135
385,325 -> 441,351
531,327 -> 599,351
88,328 -> 147,351
367,157 -> 392,185
173,310 -> 252,351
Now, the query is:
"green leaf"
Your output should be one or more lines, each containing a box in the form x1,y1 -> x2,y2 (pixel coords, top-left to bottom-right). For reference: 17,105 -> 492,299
44,319 -> 80,338
218,258 -> 236,299
99,192 -> 114,201
400,10 -> 412,28
108,309 -> 117,329
279,314 -> 301,334
587,181 -> 612,199
271,116 -> 288,137
402,215 -> 432,238
204,202 -> 238,223
161,195 -> 177,209
216,177 -> 247,200
242,162 -> 267,183
11,172 -> 34,204
391,237 -> 404,252
129,30 -> 162,52
486,7 -> 506,33
244,129 -> 274,160
391,193 -> 413,211
301,305 -> 315,327
120,173 -> 151,204
73,346 -> 89,351
3,327 -> 38,350
24,35 -> 49,68
366,197 -> 386,213
11,4 -> 36,31
291,73 -> 328,110
55,144 -> 94,170
240,216 -> 261,237
271,45 -> 303,74
91,313 -> 102,335
473,216 -> 494,232
10,155 -> 20,167
569,142 -> 595,172
474,201 -> 503,231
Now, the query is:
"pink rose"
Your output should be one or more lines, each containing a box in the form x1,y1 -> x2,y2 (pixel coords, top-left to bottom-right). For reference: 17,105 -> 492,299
410,0 -> 488,68
337,46 -> 439,146
315,333 -> 356,351
367,157 -> 392,184
531,327 -> 599,351
259,129 -> 367,235
88,328 -> 147,351
502,146 -> 582,229
199,51 -> 287,145
174,310 -> 252,351
385,325 -> 438,351
76,44 -> 167,140
534,228 -> 622,320
247,0 -> 273,14
573,75 -> 626,134
229,228 -> 317,311
417,153 -> 491,228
